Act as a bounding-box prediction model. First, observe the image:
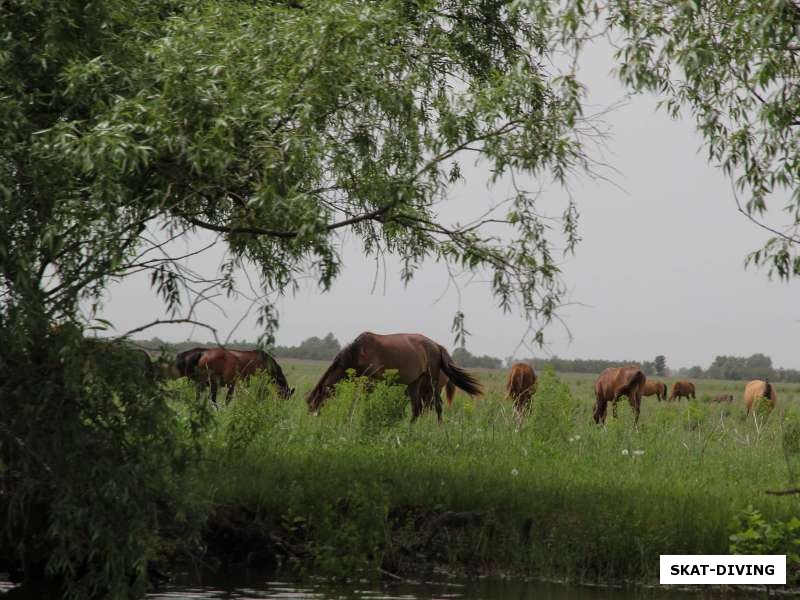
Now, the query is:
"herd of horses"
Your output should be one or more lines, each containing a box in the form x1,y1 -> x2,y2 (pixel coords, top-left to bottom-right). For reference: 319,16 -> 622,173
591,366 -> 778,424
148,331 -> 779,424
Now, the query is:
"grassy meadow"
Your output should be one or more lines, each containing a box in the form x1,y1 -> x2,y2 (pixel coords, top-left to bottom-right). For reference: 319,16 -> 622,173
169,360 -> 800,584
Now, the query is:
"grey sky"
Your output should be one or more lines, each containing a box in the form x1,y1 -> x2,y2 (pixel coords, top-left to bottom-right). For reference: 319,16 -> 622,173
100,39 -> 799,370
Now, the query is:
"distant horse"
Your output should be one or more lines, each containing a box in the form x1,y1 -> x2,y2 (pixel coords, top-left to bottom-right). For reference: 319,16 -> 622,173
593,366 -> 646,424
743,379 -> 777,416
306,332 -> 482,422
669,381 -> 695,401
642,379 -> 667,402
711,394 -> 734,403
180,347 -> 293,406
506,363 -> 537,417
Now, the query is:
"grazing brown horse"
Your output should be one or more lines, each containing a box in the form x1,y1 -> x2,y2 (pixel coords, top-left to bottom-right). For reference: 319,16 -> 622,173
306,332 -> 482,422
179,347 -> 293,406
506,363 -> 537,417
711,394 -> 734,403
743,379 -> 777,416
669,381 -> 695,401
593,366 -> 646,424
642,379 -> 667,402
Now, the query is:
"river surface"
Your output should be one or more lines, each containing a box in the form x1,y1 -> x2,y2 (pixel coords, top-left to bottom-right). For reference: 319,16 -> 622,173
0,572 -> 780,599
146,572 -> 773,600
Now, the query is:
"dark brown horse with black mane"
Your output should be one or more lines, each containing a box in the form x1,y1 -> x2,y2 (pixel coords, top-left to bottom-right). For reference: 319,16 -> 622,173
176,347 -> 293,406
307,332 -> 482,422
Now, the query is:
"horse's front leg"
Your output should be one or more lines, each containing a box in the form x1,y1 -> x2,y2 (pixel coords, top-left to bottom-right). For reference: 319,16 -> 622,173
407,381 -> 423,423
593,397 -> 607,424
225,382 -> 235,405
209,378 -> 219,408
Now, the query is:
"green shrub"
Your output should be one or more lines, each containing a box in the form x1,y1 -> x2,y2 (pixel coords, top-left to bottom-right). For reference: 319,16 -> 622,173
310,483 -> 389,576
730,507 -> 800,582
358,370 -> 408,436
528,366 -> 576,443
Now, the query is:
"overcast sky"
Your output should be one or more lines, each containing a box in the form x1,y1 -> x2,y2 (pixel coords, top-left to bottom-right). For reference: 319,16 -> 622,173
100,38 -> 799,371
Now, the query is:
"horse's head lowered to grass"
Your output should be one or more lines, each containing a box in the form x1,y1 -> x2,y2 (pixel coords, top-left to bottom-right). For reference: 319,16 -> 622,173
306,341 -> 361,414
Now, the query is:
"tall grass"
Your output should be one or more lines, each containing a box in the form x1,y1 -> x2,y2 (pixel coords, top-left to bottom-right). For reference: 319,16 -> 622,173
169,364 -> 800,583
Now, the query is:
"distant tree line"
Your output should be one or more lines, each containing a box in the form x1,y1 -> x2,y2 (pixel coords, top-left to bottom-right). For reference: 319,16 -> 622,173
452,347 -> 503,369
674,354 -> 800,383
271,333 -> 341,360
135,336 -> 800,383
522,355 -> 666,376
134,333 -> 343,361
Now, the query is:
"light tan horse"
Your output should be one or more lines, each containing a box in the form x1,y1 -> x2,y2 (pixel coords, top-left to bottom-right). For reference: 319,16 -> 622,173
669,380 -> 695,401
642,379 -> 667,401
593,366 -> 646,424
506,363 -> 537,417
306,332 -> 482,422
743,379 -> 777,416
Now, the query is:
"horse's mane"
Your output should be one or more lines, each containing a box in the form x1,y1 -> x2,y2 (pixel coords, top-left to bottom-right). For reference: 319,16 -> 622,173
257,349 -> 289,390
308,334 -> 364,399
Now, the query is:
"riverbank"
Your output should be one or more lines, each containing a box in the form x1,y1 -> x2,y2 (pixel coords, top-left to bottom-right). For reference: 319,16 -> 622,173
177,365 -> 800,588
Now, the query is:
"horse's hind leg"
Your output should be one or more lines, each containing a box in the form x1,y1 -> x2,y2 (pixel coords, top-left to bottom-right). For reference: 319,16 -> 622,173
434,388 -> 443,423
225,382 -> 235,405
407,378 -> 423,423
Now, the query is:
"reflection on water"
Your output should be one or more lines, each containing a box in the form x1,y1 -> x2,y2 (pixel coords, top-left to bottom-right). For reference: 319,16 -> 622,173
146,573 -> 762,600
0,571 -> 780,599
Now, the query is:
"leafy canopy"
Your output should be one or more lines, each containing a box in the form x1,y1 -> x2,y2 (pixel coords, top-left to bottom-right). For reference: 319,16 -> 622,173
1,0 -> 590,596
3,0 -> 590,345
556,0 -> 800,279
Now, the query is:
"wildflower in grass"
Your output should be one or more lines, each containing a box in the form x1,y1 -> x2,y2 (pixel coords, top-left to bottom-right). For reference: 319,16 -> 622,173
633,450 -> 644,456
511,468 -> 519,477
621,449 -> 629,456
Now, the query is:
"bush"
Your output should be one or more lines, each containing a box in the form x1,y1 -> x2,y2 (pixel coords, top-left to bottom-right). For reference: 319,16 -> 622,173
358,371 -> 408,436
729,507 -> 800,582
528,367 -> 577,443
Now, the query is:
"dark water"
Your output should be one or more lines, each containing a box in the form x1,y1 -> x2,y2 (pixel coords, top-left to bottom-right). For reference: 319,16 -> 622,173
1,572 -> 779,599
145,572 -> 775,600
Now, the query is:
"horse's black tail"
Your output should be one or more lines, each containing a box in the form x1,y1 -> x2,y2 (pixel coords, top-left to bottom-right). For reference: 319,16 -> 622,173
439,346 -> 482,397
764,378 -> 772,400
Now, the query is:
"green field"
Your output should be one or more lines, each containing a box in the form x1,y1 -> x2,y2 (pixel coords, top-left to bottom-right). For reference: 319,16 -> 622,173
173,360 -> 800,584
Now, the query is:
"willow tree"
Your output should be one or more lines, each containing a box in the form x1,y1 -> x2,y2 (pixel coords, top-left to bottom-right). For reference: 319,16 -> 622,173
1,1 -> 589,596
558,0 -> 800,279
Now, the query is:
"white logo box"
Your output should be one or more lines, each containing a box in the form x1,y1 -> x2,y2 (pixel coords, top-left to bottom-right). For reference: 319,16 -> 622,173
660,555 -> 786,584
